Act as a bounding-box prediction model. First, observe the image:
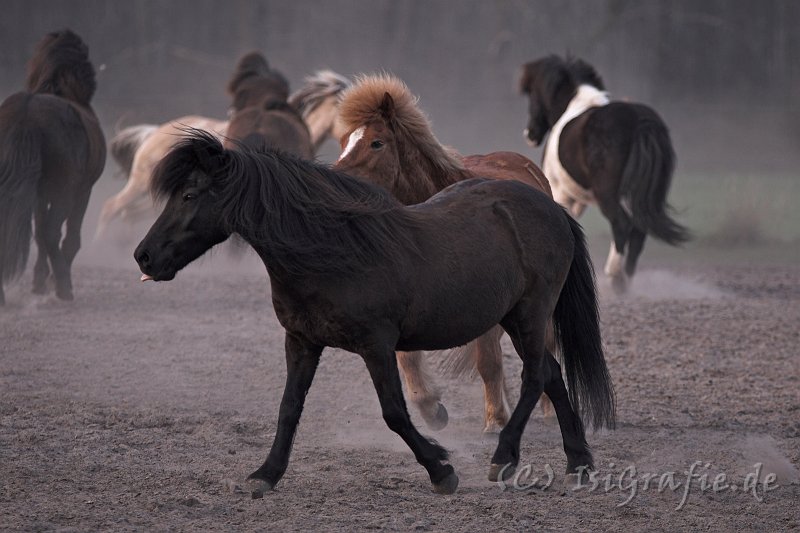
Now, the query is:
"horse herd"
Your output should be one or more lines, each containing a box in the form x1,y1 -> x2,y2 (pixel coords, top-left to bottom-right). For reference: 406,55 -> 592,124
0,30 -> 689,496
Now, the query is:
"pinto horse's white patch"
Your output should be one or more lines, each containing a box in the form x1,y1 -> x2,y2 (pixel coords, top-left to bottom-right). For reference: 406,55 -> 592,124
604,241 -> 625,277
543,84 -> 610,209
338,126 -> 365,161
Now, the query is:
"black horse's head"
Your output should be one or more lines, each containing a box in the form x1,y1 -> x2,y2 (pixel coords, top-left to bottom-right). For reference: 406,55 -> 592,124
518,55 -> 605,146
134,132 -> 231,282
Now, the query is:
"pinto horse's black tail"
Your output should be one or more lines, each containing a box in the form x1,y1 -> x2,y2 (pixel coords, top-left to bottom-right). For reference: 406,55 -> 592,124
553,215 -> 616,430
0,95 -> 40,293
621,113 -> 690,245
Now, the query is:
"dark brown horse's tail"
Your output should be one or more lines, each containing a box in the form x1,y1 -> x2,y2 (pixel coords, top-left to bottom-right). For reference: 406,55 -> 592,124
0,95 -> 40,284
553,214 -> 616,430
621,114 -> 690,245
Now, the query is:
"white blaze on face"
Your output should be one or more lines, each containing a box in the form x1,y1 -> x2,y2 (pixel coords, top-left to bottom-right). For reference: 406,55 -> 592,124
337,126 -> 365,161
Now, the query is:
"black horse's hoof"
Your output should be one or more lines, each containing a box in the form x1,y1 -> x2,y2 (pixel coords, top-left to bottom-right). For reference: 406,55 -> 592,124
247,478 -> 274,499
421,401 -> 449,431
432,470 -> 459,495
488,462 -> 516,483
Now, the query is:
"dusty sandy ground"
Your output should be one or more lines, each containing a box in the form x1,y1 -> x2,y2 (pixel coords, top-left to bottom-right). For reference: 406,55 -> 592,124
1,240 -> 799,532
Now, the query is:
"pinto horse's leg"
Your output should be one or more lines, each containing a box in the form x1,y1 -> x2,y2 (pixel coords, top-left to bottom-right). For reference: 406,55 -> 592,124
543,352 -> 593,474
624,228 -> 647,279
489,301 -> 548,482
248,333 -> 322,497
362,345 -> 458,494
475,326 -> 511,433
396,350 -> 448,430
598,199 -> 634,294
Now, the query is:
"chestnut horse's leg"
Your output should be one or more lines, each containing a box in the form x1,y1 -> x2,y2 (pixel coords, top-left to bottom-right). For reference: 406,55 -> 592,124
542,352 -> 593,474
396,350 -> 448,430
363,345 -> 458,494
474,326 -> 510,433
248,333 -> 322,497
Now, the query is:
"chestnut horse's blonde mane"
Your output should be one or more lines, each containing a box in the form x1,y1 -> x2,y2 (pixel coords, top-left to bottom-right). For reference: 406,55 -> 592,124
337,74 -> 466,178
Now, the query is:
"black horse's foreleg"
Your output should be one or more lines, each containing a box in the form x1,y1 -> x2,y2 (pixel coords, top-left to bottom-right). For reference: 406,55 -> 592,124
361,346 -> 458,494
248,333 -> 322,494
542,352 -> 593,474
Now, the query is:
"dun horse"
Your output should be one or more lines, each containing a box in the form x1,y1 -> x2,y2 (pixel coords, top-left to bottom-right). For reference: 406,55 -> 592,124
334,74 -> 553,433
0,29 -> 105,304
519,55 -> 689,291
134,131 -> 615,495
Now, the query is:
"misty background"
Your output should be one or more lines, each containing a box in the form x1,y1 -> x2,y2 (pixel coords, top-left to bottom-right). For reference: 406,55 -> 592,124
1,0 -> 798,249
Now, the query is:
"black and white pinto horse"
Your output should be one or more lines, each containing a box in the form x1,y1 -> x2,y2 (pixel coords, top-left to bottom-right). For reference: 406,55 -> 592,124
519,55 -> 689,291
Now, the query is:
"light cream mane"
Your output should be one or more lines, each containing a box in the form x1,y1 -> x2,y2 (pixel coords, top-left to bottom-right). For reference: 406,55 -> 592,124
337,74 -> 467,184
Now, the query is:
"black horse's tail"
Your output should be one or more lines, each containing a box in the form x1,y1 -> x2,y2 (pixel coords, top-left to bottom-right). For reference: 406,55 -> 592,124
0,97 -> 41,286
621,114 -> 690,245
553,215 -> 616,430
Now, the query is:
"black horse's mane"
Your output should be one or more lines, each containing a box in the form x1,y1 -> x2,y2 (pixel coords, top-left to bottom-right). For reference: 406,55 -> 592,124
152,131 -> 422,276
25,29 -> 96,106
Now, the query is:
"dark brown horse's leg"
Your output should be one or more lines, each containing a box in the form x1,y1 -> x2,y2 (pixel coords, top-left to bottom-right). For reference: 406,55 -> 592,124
542,352 -> 593,474
38,201 -> 71,300
32,200 -> 50,294
62,189 -> 91,268
396,350 -> 448,430
362,346 -> 458,494
248,333 -> 322,497
489,304 -> 547,482
475,326 -> 510,433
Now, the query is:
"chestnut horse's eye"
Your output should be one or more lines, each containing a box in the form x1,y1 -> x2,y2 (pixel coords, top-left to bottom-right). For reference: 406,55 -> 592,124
370,139 -> 384,149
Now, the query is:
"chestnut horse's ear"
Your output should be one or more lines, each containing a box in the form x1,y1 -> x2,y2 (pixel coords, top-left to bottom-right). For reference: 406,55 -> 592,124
379,92 -> 395,121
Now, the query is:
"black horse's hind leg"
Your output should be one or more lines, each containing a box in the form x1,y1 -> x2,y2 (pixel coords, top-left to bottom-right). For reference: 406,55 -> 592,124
62,190 -> 91,269
489,301 -> 548,481
248,333 -> 322,496
624,227 -> 647,278
361,344 -> 458,494
542,353 -> 593,474
32,200 -> 51,295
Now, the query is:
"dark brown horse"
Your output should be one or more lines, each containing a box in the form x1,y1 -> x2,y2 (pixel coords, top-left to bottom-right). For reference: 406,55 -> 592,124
519,55 -> 689,291
334,74 -> 554,433
134,131 -> 615,495
225,52 -> 312,158
0,29 -> 105,304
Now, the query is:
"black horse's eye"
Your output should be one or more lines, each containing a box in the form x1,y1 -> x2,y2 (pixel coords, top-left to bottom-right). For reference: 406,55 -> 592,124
370,139 -> 384,149
182,192 -> 197,202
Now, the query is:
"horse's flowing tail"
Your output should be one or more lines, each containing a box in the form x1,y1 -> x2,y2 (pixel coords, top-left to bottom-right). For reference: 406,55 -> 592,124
553,215 -> 616,430
0,108 -> 40,285
621,115 -> 690,245
109,124 -> 157,180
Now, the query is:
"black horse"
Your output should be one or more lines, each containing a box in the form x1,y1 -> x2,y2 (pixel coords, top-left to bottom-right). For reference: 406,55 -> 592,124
134,132 -> 615,496
519,55 -> 689,291
225,52 -> 313,158
0,29 -> 105,305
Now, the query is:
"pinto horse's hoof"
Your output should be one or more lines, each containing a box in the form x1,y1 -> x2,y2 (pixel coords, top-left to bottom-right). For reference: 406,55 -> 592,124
247,478 -> 274,499
421,402 -> 449,431
432,469 -> 459,495
488,462 -> 517,483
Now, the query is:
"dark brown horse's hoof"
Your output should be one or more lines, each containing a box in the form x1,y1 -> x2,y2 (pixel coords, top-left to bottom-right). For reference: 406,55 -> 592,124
421,401 -> 449,431
247,478 -> 274,499
488,462 -> 516,482
432,471 -> 459,495
32,285 -> 48,295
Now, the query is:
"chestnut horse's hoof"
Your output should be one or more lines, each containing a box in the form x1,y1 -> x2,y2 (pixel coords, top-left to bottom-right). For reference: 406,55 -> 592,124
421,401 -> 449,431
247,478 -> 274,499
488,462 -> 516,483
432,470 -> 459,495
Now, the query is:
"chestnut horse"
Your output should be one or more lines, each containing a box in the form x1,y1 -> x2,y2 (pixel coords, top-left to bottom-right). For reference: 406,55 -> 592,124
519,55 -> 689,291
134,131 -> 615,494
334,74 -> 553,433
0,30 -> 105,304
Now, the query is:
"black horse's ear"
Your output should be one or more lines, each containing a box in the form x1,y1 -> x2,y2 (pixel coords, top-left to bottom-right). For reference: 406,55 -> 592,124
379,92 -> 395,121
